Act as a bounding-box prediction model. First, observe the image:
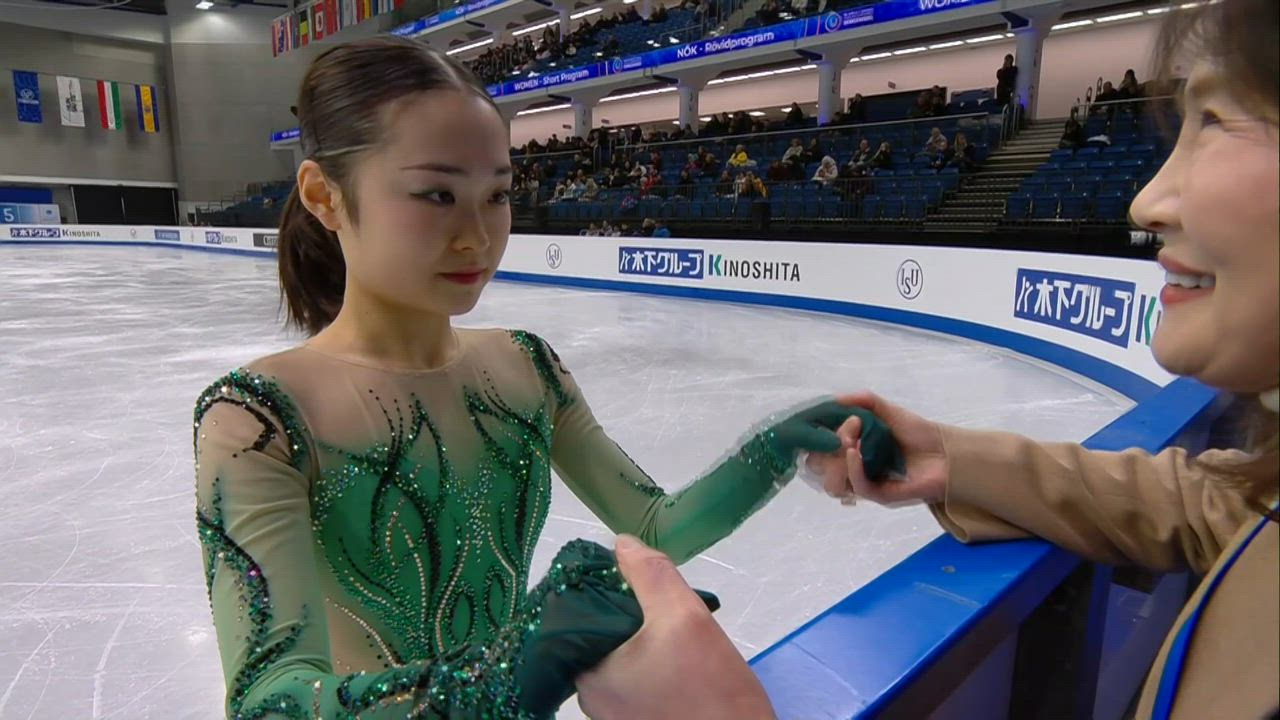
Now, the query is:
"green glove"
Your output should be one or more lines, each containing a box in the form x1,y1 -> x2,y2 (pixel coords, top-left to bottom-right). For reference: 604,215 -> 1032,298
515,540 -> 720,718
767,400 -> 905,482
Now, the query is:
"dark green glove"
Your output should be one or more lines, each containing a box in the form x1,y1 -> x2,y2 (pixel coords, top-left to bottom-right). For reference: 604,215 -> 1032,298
514,540 -> 720,718
766,401 -> 904,481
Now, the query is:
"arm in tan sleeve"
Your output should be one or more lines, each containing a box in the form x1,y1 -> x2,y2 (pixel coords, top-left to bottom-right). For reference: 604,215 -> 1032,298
930,426 -> 1258,574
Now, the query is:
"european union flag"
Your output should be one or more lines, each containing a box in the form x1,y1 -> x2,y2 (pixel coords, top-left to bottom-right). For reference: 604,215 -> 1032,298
13,71 -> 42,124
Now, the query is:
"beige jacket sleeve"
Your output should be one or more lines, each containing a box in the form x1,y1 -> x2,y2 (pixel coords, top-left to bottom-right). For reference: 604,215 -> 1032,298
930,426 -> 1258,574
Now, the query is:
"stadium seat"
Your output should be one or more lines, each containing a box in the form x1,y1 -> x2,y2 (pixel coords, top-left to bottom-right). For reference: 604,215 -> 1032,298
1031,194 -> 1060,219
881,195 -> 906,219
1092,191 -> 1128,221
1005,194 -> 1032,220
860,196 -> 882,220
1059,192 -> 1090,219
904,195 -> 929,219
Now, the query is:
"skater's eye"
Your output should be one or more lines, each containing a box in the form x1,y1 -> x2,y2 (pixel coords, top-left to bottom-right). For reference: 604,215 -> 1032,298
490,190 -> 511,205
412,190 -> 455,205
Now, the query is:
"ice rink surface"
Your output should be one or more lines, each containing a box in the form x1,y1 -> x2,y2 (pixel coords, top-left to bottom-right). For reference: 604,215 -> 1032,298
0,245 -> 1133,719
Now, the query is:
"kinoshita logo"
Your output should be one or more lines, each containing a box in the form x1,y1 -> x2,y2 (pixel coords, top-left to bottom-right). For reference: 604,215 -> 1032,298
707,253 -> 800,282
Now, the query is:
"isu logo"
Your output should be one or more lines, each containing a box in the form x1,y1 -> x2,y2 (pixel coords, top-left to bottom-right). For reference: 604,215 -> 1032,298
896,259 -> 923,300
545,243 -> 563,269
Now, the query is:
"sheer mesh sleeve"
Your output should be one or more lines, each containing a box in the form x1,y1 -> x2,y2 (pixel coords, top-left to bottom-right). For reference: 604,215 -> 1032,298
513,333 -> 795,565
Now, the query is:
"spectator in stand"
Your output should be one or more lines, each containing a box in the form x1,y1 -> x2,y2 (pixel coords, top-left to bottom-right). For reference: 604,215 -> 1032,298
996,53 -> 1017,105
732,111 -> 753,135
652,219 -> 672,238
701,148 -> 721,175
1058,116 -> 1086,150
871,141 -> 894,171
919,127 -> 946,158
784,102 -> 806,127
641,218 -> 658,235
811,156 -> 839,187
757,0 -> 783,26
718,171 -> 736,197
676,169 -> 695,198
781,138 -> 806,179
928,137 -> 952,171
766,160 -> 790,182
602,33 -> 620,58
845,138 -> 874,176
802,136 -> 822,164
727,144 -> 757,170
583,222 -> 602,236
583,176 -> 601,200
908,91 -> 933,119
846,93 -> 867,124
704,114 -> 725,136
949,132 -> 976,173
930,87 -> 947,116
748,171 -> 767,198
1119,69 -> 1142,98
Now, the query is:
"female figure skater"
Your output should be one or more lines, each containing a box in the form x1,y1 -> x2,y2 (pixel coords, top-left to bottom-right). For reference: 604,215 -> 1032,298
194,37 -> 867,718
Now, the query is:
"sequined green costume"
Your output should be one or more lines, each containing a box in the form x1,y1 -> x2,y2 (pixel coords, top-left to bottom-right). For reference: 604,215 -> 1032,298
194,329 -> 807,718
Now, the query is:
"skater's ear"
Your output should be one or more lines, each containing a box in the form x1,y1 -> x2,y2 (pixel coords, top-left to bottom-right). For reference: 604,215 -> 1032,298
296,160 -> 346,233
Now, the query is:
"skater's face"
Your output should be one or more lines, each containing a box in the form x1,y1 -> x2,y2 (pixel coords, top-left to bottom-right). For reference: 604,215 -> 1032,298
339,90 -> 512,318
1130,61 -> 1279,392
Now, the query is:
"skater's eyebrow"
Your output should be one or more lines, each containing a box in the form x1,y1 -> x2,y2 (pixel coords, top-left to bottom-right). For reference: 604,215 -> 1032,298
400,162 -> 513,177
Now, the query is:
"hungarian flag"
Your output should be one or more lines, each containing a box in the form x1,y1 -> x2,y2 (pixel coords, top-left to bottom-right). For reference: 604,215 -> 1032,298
97,80 -> 121,130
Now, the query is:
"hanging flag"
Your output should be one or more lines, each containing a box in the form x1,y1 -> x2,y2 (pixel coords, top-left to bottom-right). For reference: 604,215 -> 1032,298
135,84 -> 159,133
97,80 -> 122,129
13,70 -> 42,124
362,0 -> 372,18
327,0 -> 340,33
56,76 -> 85,127
298,9 -> 310,46
312,1 -> 327,41
342,0 -> 356,27
290,13 -> 300,49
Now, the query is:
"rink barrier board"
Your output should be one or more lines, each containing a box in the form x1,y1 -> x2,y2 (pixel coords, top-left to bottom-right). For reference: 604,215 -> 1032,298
3,226 -> 1213,719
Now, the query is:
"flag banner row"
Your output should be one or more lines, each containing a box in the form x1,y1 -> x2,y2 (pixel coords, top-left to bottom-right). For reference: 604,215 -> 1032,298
11,70 -> 158,133
272,0 -> 406,57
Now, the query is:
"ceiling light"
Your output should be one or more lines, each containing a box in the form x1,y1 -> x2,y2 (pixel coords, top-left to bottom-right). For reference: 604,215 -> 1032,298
892,46 -> 927,55
668,37 -> 679,44
928,40 -> 964,49
195,0 -> 214,8
446,38 -> 494,56
1052,19 -> 1094,29
964,34 -> 1005,44
672,120 -> 681,125
861,51 -> 892,60
699,116 -> 711,121
570,7 -> 601,19
748,110 -> 765,116
599,86 -> 676,102
1096,11 -> 1143,22
847,57 -> 861,63
516,103 -> 571,116
512,19 -> 558,37
1145,7 -> 1170,14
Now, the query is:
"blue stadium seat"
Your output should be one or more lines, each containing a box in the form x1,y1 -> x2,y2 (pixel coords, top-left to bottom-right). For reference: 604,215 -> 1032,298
1049,148 -> 1074,161
717,199 -> 734,218
860,196 -> 882,220
904,195 -> 929,219
1005,194 -> 1032,220
803,197 -> 821,218
820,196 -> 841,218
1088,160 -> 1117,172
915,168 -> 937,177
877,179 -> 898,195
688,200 -> 704,218
1031,193 -> 1060,219
1059,192 -> 1090,219
1118,158 -> 1148,173
1092,192 -> 1129,221
1046,178 -> 1073,195
1074,174 -> 1103,194
1101,174 -> 1135,194
881,195 -> 906,219
1076,146 -> 1102,159
1063,161 -> 1089,172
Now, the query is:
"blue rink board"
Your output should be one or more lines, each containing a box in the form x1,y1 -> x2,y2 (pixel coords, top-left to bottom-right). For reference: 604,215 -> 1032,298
492,269 -> 1218,718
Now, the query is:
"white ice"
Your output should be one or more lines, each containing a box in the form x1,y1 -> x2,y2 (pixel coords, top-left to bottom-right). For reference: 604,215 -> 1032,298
0,245 -> 1132,719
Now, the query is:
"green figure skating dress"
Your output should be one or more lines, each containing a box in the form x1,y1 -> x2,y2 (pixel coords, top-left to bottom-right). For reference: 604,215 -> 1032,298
194,329 -> 862,718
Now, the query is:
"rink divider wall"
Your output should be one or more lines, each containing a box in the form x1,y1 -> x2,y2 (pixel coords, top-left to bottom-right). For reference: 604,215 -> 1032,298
3,225 -> 1217,719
